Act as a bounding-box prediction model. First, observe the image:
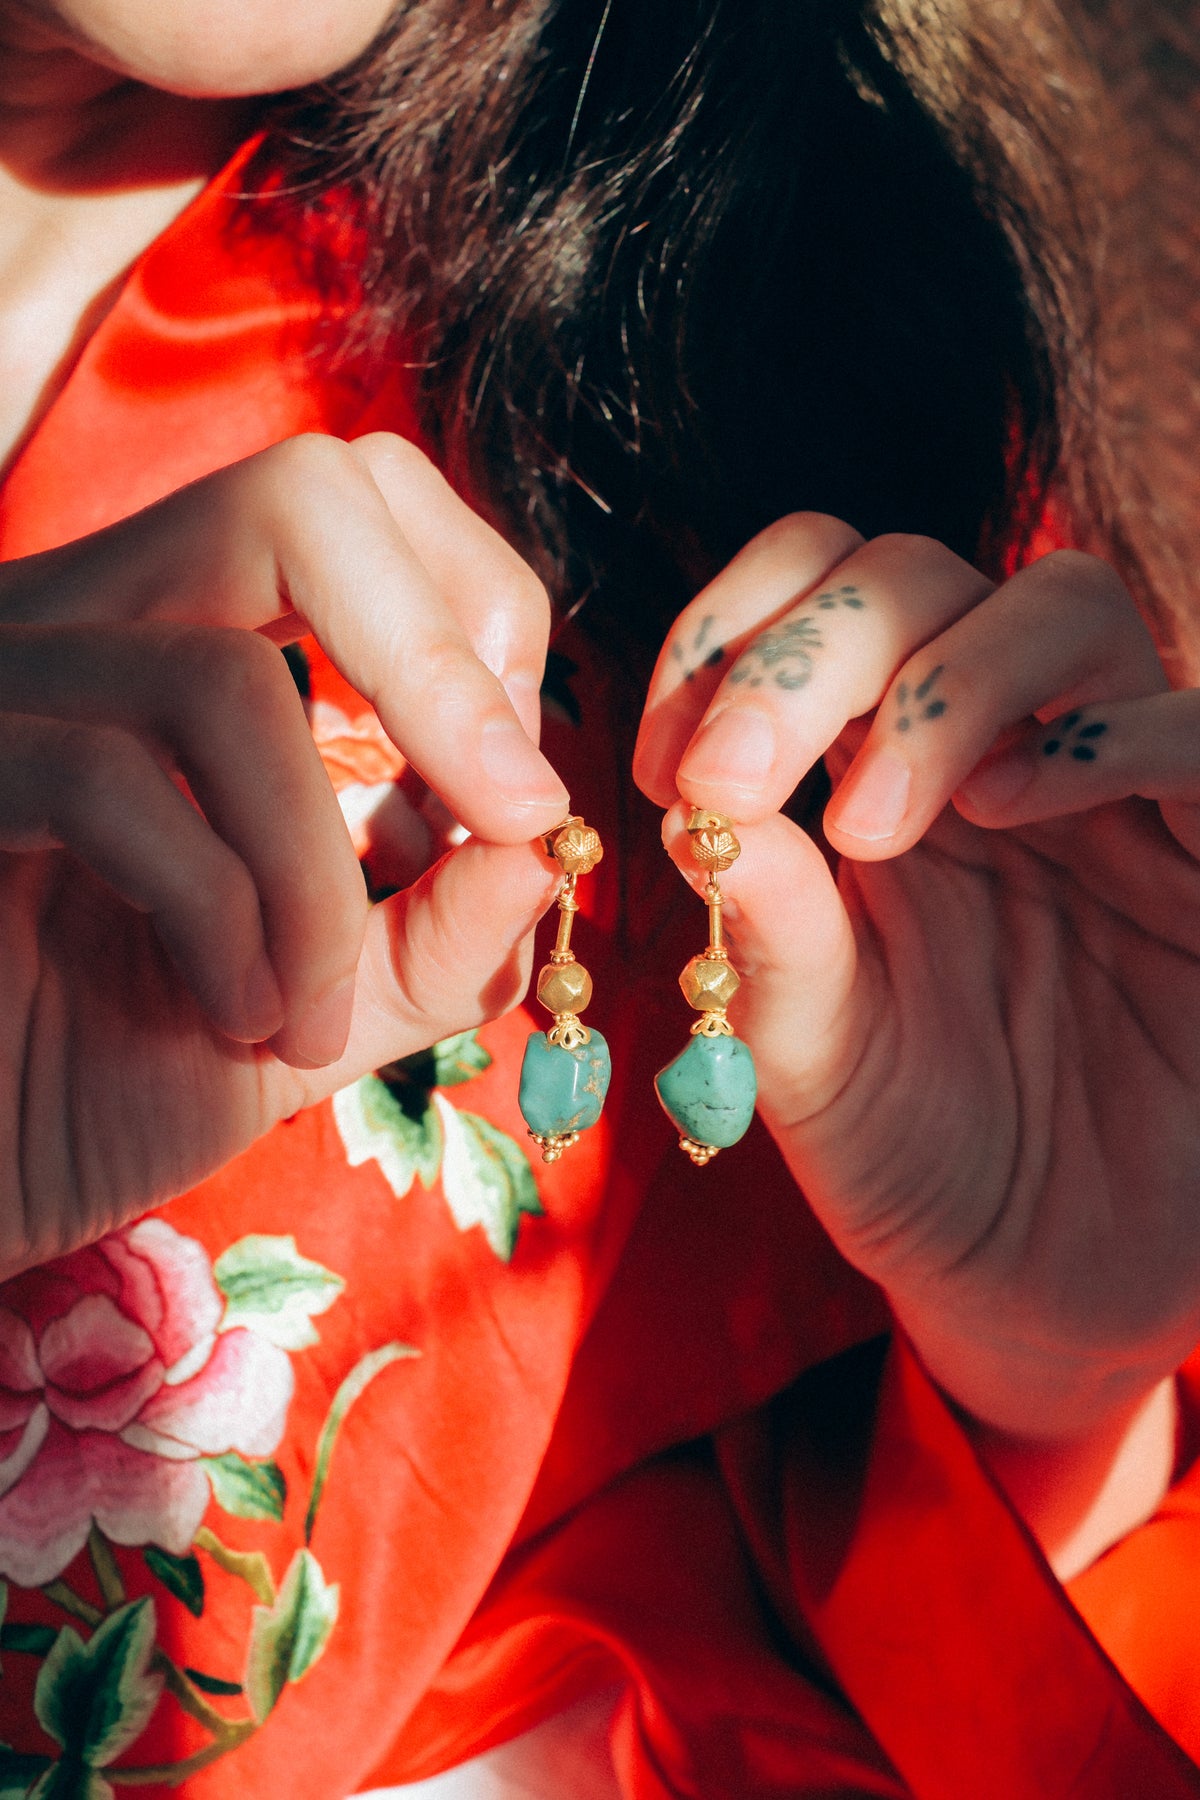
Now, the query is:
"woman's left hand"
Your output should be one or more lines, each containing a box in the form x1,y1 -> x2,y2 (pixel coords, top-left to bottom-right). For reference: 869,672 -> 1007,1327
635,514 -> 1200,1447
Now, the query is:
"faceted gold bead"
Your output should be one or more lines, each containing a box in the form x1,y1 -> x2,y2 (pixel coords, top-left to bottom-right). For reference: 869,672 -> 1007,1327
552,821 -> 604,876
537,959 -> 593,1014
679,954 -> 741,1011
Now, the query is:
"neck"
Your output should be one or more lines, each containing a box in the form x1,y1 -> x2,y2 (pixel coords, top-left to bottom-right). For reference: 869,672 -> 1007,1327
0,56 -> 255,199
0,27 -> 261,472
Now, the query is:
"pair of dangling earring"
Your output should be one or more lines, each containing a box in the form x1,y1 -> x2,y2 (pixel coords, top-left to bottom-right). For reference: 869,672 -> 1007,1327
517,811 -> 757,1165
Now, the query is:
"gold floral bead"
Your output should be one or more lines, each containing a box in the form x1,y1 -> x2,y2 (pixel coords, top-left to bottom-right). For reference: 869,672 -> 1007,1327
685,809 -> 740,873
552,821 -> 604,877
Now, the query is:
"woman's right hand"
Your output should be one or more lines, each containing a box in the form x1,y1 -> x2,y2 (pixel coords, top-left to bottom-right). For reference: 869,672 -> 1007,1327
0,432 -> 569,1277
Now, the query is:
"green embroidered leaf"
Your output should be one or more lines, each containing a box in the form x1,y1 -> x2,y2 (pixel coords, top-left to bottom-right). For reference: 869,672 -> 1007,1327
33,1600 -> 162,1768
384,1030 -> 493,1091
142,1547 -> 205,1618
435,1097 -> 543,1262
213,1235 -> 344,1350
244,1550 -> 339,1723
2,1624 -> 61,1656
29,1763 -> 112,1800
183,1667 -> 243,1698
332,1075 -> 442,1197
304,1342 -> 419,1543
0,1746 -> 53,1798
200,1453 -> 287,1523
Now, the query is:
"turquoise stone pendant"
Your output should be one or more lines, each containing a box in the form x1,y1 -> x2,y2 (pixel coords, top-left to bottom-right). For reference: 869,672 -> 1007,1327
520,1028 -> 612,1146
661,808 -> 755,1164
521,815 -> 608,1162
655,1032 -> 756,1161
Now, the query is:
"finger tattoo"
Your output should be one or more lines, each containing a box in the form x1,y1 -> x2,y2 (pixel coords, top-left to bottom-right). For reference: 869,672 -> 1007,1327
1041,710 -> 1108,761
895,664 -> 948,732
728,587 -> 867,693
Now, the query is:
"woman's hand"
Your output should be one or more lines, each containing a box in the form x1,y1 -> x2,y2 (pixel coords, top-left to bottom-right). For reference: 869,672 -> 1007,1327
0,432 -> 568,1276
634,514 -> 1200,1473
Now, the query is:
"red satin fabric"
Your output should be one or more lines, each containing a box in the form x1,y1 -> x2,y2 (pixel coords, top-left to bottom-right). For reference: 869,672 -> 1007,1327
3,142 -> 1200,1800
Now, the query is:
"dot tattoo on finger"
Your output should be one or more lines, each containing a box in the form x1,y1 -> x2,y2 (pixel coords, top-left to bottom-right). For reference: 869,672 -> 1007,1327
1042,711 -> 1108,761
895,664 -> 947,732
671,614 -> 727,683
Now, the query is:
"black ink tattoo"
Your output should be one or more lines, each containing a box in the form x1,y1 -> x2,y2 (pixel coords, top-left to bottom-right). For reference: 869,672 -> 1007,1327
813,585 -> 866,611
729,616 -> 823,690
671,613 -> 727,682
726,590 -> 866,692
895,665 -> 947,732
1042,711 -> 1108,761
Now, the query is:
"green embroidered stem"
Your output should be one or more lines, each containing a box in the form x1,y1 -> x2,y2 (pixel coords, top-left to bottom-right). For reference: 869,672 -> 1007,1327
106,1718 -> 258,1785
39,1579 -> 102,1627
193,1526 -> 276,1606
153,1650 -> 238,1736
88,1524 -> 126,1611
305,1341 -> 418,1543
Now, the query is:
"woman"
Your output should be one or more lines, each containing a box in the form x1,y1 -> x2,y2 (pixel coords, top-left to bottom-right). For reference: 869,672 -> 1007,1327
1,0 -> 1199,1794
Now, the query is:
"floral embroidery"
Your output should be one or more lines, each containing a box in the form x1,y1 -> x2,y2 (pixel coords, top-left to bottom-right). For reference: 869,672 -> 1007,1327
0,1220 -> 295,1591
334,1032 -> 543,1262
0,1225 -> 413,1794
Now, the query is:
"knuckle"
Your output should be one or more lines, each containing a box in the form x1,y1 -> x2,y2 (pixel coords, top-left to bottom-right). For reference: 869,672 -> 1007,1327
870,531 -> 946,565
1036,548 -> 1128,610
170,625 -> 288,718
488,554 -> 551,637
352,430 -> 435,477
266,433 -> 366,513
417,631 -> 480,698
48,722 -> 137,820
749,511 -> 865,565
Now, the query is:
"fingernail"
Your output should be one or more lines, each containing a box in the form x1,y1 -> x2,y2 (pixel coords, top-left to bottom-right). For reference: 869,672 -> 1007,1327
958,751 -> 1036,813
294,974 -> 356,1067
831,748 -> 912,840
241,953 -> 284,1040
480,718 -> 569,809
679,708 -> 776,790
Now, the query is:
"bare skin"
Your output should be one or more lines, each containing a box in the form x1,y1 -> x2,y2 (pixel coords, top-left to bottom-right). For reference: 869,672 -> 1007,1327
0,0 -> 395,465
0,0 -> 1194,1584
636,516 -> 1200,1574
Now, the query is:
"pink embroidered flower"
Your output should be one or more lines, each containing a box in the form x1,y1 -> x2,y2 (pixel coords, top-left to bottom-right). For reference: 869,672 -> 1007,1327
0,1219 -> 293,1587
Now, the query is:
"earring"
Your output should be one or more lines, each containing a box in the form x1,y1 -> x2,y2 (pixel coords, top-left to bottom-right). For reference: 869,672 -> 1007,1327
519,817 -> 611,1163
655,809 -> 757,1165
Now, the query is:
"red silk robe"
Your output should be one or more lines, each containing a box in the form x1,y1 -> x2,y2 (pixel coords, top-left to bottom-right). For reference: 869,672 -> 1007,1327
1,141 -> 1199,1800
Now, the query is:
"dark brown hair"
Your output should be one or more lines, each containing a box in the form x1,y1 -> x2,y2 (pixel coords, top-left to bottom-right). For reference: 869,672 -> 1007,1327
257,0 -> 1096,644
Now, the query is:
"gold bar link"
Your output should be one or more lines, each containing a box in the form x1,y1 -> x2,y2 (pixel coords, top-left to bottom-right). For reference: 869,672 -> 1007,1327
706,875 -> 725,955
552,877 -> 579,963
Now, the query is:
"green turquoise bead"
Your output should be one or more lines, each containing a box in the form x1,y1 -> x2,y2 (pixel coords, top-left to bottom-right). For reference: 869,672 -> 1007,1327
519,1029 -> 612,1137
654,1032 -> 757,1149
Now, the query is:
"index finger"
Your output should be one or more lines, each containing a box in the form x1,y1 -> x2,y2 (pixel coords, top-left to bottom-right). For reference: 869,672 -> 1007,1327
0,435 -> 569,842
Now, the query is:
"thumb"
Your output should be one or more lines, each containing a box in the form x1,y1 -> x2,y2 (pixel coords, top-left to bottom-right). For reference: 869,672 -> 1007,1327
300,837 -> 560,1101
661,804 -> 867,1133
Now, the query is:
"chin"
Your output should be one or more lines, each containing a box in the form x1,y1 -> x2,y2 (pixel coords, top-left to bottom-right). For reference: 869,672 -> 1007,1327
33,0 -> 398,97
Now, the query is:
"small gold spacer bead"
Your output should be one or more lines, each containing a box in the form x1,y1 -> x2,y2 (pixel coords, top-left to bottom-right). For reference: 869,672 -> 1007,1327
529,1129 -> 581,1163
679,1137 -> 721,1166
